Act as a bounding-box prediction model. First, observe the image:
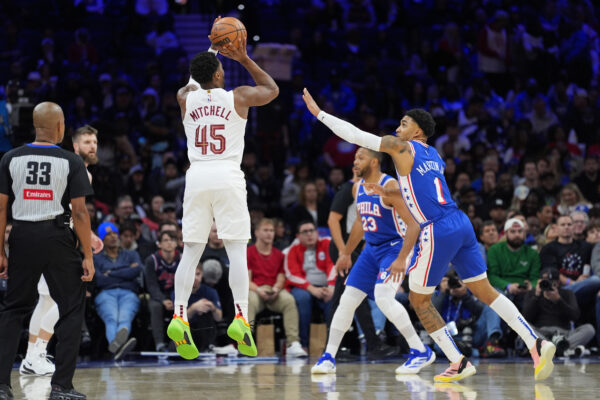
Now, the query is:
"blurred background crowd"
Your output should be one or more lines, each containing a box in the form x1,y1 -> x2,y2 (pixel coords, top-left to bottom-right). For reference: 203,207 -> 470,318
0,0 -> 600,360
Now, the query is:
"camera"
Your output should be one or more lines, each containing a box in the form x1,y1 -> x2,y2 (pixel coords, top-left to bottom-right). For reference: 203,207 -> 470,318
539,279 -> 553,291
448,276 -> 462,289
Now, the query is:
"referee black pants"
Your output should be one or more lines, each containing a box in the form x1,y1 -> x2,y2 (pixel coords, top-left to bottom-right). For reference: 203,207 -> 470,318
0,222 -> 85,389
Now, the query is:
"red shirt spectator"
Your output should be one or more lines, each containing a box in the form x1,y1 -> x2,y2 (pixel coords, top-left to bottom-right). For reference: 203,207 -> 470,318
247,244 -> 284,287
284,224 -> 336,290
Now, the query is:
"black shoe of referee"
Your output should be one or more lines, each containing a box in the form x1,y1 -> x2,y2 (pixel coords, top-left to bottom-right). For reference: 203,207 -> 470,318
48,385 -> 86,400
0,384 -> 14,400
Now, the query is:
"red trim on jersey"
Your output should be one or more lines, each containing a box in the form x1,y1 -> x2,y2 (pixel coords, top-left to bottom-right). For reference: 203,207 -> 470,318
24,189 -> 53,200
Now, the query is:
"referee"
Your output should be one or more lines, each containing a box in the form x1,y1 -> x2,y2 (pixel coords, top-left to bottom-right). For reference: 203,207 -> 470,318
0,102 -> 94,400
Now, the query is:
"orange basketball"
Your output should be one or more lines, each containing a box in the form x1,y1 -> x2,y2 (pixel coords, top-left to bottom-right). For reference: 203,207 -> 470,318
209,17 -> 247,50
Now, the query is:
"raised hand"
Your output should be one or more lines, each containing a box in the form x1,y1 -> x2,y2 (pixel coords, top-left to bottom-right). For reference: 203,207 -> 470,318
363,183 -> 385,197
219,34 -> 248,62
302,88 -> 321,117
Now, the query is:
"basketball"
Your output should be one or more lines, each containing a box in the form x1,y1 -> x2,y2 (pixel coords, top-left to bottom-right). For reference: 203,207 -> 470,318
209,17 -> 247,51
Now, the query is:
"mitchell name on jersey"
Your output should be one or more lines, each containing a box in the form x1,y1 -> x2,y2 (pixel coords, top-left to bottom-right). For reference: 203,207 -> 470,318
188,104 -> 232,122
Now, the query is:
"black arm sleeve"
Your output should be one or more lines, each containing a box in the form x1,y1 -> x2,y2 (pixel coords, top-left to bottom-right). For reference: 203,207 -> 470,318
68,154 -> 93,199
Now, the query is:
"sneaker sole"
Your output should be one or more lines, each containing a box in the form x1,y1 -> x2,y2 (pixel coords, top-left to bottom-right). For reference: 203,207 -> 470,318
19,364 -> 53,377
434,365 -> 477,382
108,327 -> 129,354
167,320 -> 199,360
535,342 -> 556,381
114,338 -> 137,361
311,367 -> 336,374
396,352 -> 437,375
227,321 -> 257,357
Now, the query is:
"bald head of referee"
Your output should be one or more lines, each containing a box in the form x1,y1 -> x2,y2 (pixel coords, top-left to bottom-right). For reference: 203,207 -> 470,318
32,102 -> 65,144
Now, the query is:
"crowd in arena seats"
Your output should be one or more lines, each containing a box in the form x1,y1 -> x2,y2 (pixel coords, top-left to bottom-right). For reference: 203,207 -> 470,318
1,0 -> 600,359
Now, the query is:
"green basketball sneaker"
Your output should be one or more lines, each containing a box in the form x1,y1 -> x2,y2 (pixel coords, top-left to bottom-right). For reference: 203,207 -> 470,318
227,314 -> 257,357
167,315 -> 199,360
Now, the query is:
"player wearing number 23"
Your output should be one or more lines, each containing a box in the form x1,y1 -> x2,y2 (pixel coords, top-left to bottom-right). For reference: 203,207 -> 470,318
344,168 -> 418,297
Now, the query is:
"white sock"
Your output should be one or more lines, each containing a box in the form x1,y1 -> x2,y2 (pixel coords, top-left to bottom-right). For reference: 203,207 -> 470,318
490,294 -> 537,349
174,242 -> 206,322
430,326 -> 463,363
325,286 -> 366,357
26,341 -> 36,359
224,240 -> 250,320
34,338 -> 49,353
374,283 -> 426,352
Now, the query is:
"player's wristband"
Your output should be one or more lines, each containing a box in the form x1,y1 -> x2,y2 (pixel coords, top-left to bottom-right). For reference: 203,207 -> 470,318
208,46 -> 219,55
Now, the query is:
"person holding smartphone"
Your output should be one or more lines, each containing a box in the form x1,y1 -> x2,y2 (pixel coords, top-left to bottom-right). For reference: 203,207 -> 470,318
487,218 -> 541,309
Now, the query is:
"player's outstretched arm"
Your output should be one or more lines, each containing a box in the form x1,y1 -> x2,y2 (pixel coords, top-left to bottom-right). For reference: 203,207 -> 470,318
303,88 -> 383,151
221,36 -> 279,109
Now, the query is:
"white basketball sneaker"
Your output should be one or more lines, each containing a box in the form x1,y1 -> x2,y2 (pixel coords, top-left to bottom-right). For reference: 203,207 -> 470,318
286,341 -> 308,358
311,352 -> 336,374
19,352 -> 55,376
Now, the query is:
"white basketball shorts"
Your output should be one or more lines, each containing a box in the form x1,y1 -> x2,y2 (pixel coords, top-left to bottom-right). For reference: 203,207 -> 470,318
182,161 -> 251,243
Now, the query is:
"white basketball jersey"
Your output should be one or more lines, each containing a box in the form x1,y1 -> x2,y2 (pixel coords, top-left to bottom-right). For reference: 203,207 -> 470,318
182,87 -> 247,164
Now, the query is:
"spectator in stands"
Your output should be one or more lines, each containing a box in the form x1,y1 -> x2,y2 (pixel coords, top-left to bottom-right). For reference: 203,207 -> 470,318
135,0 -> 168,16
487,197 -> 508,233
487,218 -> 540,309
557,183 -> 592,216
144,231 -> 180,352
247,219 -> 306,357
571,210 -> 589,241
146,18 -> 179,55
537,204 -> 554,232
527,95 -> 558,136
280,163 -> 310,209
273,219 -> 291,251
477,10 -> 510,95
287,181 -> 329,230
585,222 -> 600,245
574,156 -> 600,204
202,223 -> 229,267
93,222 -> 141,360
478,220 -> 499,262
523,268 -> 595,356
68,28 -> 98,65
540,215 -> 598,308
105,195 -> 135,225
517,159 -> 540,190
433,273 -> 505,358
285,220 -> 336,347
435,119 -> 471,158
175,262 -> 222,352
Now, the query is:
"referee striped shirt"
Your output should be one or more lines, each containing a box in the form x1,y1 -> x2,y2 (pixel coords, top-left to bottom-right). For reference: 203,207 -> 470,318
0,144 -> 93,222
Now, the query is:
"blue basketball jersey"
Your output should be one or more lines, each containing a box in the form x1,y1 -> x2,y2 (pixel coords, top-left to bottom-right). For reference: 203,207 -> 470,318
397,141 -> 458,224
356,174 -> 407,245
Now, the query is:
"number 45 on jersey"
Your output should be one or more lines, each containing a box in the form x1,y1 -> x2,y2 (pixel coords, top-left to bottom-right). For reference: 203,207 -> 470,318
195,124 -> 226,155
